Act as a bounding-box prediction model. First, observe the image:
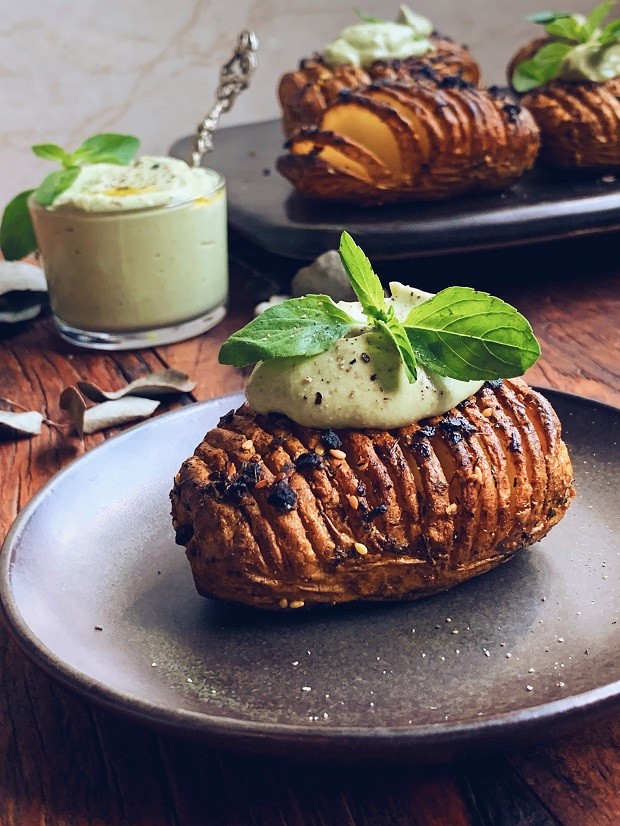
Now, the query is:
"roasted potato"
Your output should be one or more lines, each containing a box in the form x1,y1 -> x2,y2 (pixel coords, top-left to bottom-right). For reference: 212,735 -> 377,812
171,380 -> 574,610
508,39 -> 620,169
276,76 -> 540,204
278,35 -> 481,138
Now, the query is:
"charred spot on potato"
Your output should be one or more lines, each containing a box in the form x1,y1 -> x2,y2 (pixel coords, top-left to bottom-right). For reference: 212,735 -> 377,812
267,480 -> 298,511
174,524 -> 194,546
294,451 -> 323,470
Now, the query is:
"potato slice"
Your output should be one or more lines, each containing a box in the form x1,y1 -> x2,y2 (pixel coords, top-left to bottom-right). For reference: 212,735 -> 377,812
286,128 -> 396,185
276,152 -> 396,205
320,95 -> 424,184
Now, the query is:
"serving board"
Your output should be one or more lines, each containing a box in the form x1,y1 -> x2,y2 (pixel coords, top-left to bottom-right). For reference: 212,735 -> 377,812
170,120 -> 620,261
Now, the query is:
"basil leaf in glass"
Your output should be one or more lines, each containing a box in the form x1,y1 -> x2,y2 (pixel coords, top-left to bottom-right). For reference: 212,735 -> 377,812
0,190 -> 36,260
34,167 -> 81,207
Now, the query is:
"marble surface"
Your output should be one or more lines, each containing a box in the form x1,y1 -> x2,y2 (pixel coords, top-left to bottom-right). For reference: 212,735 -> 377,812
0,0 -> 601,204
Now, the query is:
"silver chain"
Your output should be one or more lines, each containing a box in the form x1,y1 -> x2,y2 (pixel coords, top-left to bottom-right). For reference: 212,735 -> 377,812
189,30 -> 259,168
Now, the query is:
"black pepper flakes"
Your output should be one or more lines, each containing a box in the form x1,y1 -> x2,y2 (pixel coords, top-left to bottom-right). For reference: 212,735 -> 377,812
321,430 -> 341,450
315,392 -> 323,405
370,374 -> 377,381
485,379 -> 503,390
361,352 -> 371,363
267,480 -> 298,511
349,358 -> 357,365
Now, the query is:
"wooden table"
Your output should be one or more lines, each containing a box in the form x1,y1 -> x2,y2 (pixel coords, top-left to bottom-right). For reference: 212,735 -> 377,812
1,242 -> 619,825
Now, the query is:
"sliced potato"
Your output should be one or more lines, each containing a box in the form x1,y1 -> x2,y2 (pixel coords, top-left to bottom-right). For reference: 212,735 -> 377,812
276,153 -> 395,205
321,95 -> 424,183
286,128 -> 396,184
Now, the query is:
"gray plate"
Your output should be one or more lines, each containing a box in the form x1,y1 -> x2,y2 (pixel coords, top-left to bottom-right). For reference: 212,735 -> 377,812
1,390 -> 619,763
171,121 -> 620,260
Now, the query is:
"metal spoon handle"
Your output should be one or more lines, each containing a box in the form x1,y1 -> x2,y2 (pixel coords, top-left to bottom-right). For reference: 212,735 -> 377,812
189,30 -> 259,168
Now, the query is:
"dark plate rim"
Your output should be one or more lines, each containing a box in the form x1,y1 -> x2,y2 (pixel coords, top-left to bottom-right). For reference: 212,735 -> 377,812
1,388 -> 619,757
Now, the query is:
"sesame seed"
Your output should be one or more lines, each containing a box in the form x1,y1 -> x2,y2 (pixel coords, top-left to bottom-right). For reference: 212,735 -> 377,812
347,494 -> 359,509
187,678 -> 193,683
446,503 -> 458,515
329,448 -> 347,459
302,686 -> 311,691
279,598 -> 289,609
315,445 -> 325,455
354,542 -> 368,555
526,685 -> 533,691
241,439 -> 253,450
151,662 -> 157,667
482,407 -> 493,417
290,600 -> 305,609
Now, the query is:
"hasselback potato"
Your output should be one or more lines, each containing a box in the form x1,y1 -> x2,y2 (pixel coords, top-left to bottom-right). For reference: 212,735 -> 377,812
508,39 -> 620,169
276,75 -> 540,204
279,36 -> 481,138
170,379 -> 574,610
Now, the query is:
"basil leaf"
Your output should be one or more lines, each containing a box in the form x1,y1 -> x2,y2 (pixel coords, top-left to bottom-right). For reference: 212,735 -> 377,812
354,7 -> 386,23
339,231 -> 387,320
34,167 -> 80,206
600,18 -> 620,44
545,16 -> 586,42
583,0 -> 615,38
75,133 -> 140,165
0,190 -> 37,260
403,287 -> 541,381
512,42 -> 573,92
32,143 -> 73,166
218,295 -> 355,368
375,308 -> 417,383
527,11 -> 572,24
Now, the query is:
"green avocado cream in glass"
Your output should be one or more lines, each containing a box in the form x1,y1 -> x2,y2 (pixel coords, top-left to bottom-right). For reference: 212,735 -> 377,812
322,4 -> 433,68
29,156 -> 228,350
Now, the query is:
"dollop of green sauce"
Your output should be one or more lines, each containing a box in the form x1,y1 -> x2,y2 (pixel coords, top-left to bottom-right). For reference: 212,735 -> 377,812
322,5 -> 433,69
558,40 -> 620,82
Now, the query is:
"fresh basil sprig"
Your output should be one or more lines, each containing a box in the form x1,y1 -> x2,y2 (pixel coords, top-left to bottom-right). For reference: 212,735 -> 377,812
219,231 -> 541,385
0,133 -> 140,260
513,1 -> 620,92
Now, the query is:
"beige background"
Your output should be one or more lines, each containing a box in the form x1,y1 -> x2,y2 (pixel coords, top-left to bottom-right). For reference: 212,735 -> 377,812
0,0 -> 602,203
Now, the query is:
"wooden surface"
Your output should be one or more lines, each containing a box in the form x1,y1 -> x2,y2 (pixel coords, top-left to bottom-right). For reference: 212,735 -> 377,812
0,248 -> 619,826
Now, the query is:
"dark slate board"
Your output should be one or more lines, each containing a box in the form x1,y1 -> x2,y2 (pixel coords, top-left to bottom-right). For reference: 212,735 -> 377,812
170,120 -> 620,261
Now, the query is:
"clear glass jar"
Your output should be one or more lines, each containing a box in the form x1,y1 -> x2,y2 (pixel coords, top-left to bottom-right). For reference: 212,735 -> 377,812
29,173 -> 228,350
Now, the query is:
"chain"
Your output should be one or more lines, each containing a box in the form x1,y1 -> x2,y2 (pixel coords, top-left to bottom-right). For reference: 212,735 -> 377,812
190,30 -> 259,168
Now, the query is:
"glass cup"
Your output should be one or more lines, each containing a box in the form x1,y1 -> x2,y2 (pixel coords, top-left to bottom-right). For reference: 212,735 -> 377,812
29,172 -> 228,350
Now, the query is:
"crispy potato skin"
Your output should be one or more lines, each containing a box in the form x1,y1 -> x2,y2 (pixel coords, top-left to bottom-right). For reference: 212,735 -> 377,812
508,39 -> 620,169
279,37 -> 481,138
276,77 -> 540,204
170,380 -> 574,610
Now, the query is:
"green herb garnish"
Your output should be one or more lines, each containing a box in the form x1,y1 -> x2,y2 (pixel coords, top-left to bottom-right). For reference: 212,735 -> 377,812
0,133 -> 140,260
353,8 -> 388,24
219,232 -> 541,384
513,1 -> 620,92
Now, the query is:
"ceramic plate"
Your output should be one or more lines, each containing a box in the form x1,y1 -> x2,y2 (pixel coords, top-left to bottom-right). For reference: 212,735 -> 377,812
171,122 -> 620,260
1,390 -> 619,762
